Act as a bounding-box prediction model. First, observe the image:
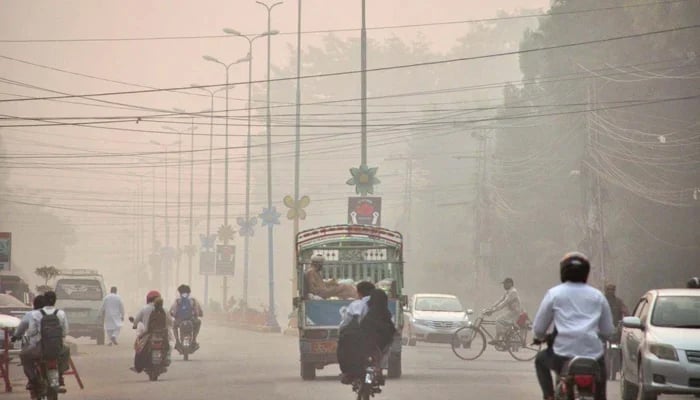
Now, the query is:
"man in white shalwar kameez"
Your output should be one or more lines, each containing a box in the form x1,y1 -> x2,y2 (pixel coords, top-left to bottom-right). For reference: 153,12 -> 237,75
100,286 -> 124,345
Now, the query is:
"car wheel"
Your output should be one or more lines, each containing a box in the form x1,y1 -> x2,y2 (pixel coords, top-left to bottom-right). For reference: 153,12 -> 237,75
636,363 -> 657,400
620,367 -> 637,400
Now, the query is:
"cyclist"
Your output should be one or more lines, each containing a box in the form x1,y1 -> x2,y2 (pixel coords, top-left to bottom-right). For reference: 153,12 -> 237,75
484,277 -> 523,345
532,251 -> 615,400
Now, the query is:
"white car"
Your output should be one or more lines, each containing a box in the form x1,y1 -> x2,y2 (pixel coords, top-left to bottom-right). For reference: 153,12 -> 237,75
620,288 -> 700,400
403,293 -> 471,346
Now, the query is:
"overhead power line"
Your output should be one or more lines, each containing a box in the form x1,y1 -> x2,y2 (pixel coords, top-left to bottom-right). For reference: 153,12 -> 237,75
1,23 -> 698,104
0,0 -> 689,43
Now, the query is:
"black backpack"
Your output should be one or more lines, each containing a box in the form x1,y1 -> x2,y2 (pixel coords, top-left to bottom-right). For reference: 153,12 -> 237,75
39,309 -> 64,358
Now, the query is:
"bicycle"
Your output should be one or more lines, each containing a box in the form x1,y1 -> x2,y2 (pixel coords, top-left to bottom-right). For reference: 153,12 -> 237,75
450,310 -> 541,361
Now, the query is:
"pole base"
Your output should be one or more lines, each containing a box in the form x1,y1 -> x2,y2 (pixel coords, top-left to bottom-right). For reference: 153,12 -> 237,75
264,315 -> 281,333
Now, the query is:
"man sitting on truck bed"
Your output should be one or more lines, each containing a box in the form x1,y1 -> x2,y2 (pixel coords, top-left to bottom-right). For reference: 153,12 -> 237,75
304,254 -> 357,300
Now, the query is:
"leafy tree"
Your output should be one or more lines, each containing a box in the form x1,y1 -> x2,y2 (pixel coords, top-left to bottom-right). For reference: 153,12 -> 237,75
34,265 -> 59,292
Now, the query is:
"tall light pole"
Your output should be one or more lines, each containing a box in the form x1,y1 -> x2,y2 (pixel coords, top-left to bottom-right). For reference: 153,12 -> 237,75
257,0 -> 283,331
202,54 -> 248,308
150,139 -> 180,292
190,84 -> 229,304
223,27 -> 278,308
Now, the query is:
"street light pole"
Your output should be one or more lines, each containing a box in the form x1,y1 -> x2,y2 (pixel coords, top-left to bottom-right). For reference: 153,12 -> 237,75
150,139 -> 179,292
360,0 -> 367,166
223,28 -> 277,308
256,0 -> 283,331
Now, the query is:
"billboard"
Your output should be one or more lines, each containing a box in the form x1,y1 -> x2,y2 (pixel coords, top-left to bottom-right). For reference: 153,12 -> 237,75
0,232 -> 11,271
347,197 -> 382,226
215,245 -> 235,275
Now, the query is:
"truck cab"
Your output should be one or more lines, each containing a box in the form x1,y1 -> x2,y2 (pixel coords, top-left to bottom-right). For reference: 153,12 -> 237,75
54,269 -> 106,345
295,225 -> 405,380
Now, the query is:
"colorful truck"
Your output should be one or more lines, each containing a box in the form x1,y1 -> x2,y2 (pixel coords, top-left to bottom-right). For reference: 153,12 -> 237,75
294,225 -> 405,380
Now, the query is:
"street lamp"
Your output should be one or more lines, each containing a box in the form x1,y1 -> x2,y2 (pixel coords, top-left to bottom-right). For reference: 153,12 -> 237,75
190,84 -> 230,303
149,139 -> 180,292
222,27 -> 278,307
202,54 -> 247,309
256,0 -> 283,331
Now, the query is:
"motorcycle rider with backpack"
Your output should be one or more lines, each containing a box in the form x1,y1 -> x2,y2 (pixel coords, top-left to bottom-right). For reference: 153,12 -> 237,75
17,291 -> 70,392
169,284 -> 203,352
532,252 -> 615,400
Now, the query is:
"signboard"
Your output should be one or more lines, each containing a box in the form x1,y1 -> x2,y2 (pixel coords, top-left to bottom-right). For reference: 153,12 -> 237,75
199,251 -> 215,275
215,245 -> 235,275
0,232 -> 11,271
347,197 -> 382,226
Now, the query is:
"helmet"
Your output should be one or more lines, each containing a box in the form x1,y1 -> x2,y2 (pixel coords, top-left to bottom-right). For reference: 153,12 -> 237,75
559,251 -> 590,283
310,254 -> 325,264
177,284 -> 191,294
501,277 -> 514,286
688,277 -> 700,289
146,290 -> 161,304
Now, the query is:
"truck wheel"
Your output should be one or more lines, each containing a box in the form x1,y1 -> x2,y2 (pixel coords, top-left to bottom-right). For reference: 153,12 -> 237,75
96,331 -> 105,345
387,352 -> 401,379
300,362 -> 316,380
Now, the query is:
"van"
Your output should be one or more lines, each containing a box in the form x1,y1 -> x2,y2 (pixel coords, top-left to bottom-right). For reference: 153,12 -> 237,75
54,269 -> 106,345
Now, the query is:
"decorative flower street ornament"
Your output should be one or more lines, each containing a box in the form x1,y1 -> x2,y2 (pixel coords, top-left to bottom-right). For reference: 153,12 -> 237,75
237,216 -> 258,237
259,206 -> 281,227
346,164 -> 380,196
283,195 -> 310,220
183,244 -> 197,257
217,224 -> 235,243
199,234 -> 217,250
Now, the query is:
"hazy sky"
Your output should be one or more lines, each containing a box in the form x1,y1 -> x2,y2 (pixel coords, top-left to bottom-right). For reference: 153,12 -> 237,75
0,0 -> 549,305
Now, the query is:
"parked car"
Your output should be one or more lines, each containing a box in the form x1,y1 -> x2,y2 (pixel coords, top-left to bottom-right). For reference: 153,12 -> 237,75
403,293 -> 471,346
620,288 -> 700,400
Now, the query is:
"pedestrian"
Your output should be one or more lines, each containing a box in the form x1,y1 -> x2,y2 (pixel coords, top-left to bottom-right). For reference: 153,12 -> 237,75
99,286 -> 124,345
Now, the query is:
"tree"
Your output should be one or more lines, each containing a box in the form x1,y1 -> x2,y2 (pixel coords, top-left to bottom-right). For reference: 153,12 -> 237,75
34,265 -> 59,292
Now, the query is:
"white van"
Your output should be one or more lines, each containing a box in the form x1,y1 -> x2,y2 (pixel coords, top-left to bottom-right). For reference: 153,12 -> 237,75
54,269 -> 106,345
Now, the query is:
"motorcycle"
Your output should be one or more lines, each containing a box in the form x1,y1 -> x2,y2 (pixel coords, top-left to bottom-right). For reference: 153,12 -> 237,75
351,356 -> 384,400
29,358 -> 64,400
176,319 -> 197,361
555,356 -> 601,400
128,316 -> 169,381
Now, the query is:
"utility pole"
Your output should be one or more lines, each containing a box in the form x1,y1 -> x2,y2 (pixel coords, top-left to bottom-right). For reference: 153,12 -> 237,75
585,82 -> 607,286
473,132 -> 490,291
361,0 -> 367,165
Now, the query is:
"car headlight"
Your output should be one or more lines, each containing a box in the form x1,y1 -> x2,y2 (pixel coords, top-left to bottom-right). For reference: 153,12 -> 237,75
648,343 -> 678,361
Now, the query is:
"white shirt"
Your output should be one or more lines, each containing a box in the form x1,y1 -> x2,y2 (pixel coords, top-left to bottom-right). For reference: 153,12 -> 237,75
100,293 -> 125,330
25,306 -> 69,348
533,282 -> 615,359
339,296 -> 370,329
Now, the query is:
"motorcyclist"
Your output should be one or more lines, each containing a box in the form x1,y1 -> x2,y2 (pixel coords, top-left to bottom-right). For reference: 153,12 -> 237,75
533,251 -> 615,400
15,291 -> 69,392
130,290 -> 172,373
169,284 -> 203,352
484,277 -> 523,345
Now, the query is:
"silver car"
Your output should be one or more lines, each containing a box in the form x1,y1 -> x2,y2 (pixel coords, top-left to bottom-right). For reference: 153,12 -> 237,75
620,288 -> 700,400
403,293 -> 471,346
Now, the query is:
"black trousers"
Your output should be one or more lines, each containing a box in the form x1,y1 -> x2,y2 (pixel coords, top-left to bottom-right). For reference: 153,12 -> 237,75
534,348 -> 607,400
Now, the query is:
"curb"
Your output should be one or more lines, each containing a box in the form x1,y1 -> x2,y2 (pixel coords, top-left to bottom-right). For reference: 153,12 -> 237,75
210,318 -> 282,333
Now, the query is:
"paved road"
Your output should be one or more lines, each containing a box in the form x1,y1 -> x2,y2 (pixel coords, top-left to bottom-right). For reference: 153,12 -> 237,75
2,323 -> 694,399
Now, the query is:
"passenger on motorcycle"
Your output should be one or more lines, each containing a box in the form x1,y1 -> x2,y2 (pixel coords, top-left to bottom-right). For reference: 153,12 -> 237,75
484,277 -> 523,345
13,294 -> 46,340
169,284 -> 203,352
532,252 -> 615,400
131,290 -> 172,373
339,281 -> 375,330
15,291 -> 70,392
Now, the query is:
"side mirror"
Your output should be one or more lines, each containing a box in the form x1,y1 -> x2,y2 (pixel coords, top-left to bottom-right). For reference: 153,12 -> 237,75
292,297 -> 301,309
402,306 -> 409,313
399,295 -> 408,307
622,316 -> 644,331
466,309 -> 474,315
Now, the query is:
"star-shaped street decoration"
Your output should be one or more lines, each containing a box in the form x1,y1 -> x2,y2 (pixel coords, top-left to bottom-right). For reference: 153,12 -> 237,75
217,224 -> 235,243
237,216 -> 258,237
199,234 -> 217,250
283,195 -> 310,220
259,206 -> 281,227
346,164 -> 380,196
183,244 -> 197,257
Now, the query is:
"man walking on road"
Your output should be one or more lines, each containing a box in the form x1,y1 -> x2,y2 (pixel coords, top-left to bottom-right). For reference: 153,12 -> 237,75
100,286 -> 124,345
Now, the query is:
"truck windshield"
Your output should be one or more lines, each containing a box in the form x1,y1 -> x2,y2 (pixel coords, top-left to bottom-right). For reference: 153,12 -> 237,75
56,279 -> 103,301
415,297 -> 463,312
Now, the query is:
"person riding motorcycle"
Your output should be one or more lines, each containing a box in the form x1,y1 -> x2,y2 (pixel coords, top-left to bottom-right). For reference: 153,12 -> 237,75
169,284 -> 203,352
484,277 -> 523,345
532,251 -> 615,400
131,290 -> 172,373
15,291 -> 70,392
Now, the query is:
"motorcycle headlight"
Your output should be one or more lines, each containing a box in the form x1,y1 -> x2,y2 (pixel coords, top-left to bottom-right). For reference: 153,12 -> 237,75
648,343 -> 678,361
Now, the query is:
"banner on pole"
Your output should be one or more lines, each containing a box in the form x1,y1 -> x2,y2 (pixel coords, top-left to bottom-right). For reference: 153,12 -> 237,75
347,197 -> 381,226
215,245 -> 235,276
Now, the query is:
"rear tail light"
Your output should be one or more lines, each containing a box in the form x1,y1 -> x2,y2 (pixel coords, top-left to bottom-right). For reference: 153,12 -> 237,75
574,375 -> 594,388
151,341 -> 163,350
45,359 -> 58,369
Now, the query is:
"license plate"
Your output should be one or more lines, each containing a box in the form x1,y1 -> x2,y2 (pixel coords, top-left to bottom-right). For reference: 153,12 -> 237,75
311,341 -> 337,353
151,350 -> 162,364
